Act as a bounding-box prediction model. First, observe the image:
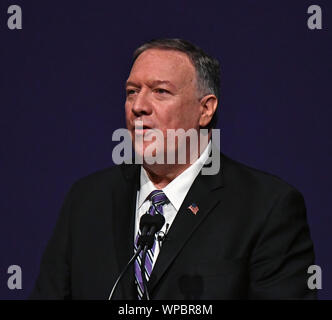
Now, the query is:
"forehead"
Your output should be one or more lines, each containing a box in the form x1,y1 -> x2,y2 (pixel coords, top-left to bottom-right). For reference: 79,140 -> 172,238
128,48 -> 196,86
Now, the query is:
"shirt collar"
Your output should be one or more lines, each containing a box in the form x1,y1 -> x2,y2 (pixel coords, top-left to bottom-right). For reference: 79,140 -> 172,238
137,141 -> 211,211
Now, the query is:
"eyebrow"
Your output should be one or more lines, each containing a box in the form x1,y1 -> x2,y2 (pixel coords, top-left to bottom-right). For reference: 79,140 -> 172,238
125,80 -> 176,90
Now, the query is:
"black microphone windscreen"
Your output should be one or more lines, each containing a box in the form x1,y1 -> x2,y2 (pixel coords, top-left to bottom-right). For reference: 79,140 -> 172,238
139,213 -> 165,233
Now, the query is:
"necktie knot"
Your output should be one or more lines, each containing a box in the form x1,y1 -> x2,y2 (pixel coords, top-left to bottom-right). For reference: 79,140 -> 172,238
148,190 -> 169,207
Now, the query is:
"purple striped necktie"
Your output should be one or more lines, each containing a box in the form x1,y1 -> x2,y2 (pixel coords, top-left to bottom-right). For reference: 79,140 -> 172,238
134,190 -> 168,300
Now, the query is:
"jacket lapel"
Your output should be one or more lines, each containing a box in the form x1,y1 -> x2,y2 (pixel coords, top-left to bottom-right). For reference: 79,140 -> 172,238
148,164 -> 224,294
112,163 -> 140,299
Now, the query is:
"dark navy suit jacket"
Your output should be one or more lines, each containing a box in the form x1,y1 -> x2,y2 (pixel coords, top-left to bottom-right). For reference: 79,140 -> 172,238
31,153 -> 316,299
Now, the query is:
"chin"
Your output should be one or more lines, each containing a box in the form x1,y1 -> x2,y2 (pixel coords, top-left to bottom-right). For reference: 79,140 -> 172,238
134,142 -> 167,165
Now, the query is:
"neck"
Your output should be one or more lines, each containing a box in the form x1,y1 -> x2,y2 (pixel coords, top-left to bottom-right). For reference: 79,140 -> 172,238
143,163 -> 192,189
143,135 -> 211,189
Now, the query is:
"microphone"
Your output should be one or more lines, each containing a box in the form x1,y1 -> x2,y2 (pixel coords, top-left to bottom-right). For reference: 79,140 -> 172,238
138,214 -> 165,249
108,213 -> 165,300
157,223 -> 170,248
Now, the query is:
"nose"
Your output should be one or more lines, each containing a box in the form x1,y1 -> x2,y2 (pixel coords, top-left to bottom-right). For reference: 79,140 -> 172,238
131,89 -> 153,117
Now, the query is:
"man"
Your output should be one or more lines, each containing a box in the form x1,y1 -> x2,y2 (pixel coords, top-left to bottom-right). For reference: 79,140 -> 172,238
31,39 -> 316,299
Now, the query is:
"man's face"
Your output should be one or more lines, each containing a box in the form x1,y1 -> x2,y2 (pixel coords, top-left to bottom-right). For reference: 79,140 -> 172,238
125,48 -> 202,160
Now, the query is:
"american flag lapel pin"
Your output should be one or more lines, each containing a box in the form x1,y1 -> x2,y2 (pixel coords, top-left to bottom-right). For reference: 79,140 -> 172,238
188,203 -> 199,215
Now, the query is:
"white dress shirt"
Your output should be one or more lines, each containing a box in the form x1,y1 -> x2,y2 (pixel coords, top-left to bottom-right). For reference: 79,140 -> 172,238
134,141 -> 211,269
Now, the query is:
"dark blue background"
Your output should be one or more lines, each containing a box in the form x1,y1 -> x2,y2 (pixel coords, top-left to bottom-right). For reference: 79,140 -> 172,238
1,0 -> 331,299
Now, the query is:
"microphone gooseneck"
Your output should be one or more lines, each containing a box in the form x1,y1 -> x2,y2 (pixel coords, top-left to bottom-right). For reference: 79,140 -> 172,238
108,246 -> 142,300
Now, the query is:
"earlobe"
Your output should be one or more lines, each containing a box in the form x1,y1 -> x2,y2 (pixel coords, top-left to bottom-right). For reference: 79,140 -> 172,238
199,95 -> 218,127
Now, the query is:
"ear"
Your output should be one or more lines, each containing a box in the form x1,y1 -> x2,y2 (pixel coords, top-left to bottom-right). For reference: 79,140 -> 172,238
198,94 -> 218,128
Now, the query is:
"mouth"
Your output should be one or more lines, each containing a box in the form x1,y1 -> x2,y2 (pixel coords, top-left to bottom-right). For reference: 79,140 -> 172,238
133,123 -> 153,135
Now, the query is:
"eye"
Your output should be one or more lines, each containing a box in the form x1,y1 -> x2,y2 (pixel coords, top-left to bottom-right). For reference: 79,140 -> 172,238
155,88 -> 170,94
126,89 -> 136,96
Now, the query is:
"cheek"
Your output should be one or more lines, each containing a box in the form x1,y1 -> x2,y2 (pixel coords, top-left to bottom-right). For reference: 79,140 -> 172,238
124,101 -> 130,115
164,105 -> 198,129
124,103 -> 133,120
158,102 -> 181,122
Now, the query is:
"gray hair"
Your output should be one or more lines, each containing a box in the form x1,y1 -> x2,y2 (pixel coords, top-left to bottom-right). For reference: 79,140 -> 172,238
132,38 -> 220,129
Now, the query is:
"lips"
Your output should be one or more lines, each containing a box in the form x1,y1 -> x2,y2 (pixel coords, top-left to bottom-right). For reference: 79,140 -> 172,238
135,128 -> 151,135
133,121 -> 150,128
134,119 -> 152,130
133,122 -> 153,136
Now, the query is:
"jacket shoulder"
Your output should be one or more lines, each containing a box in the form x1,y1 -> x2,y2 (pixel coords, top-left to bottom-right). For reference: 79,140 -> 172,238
68,163 -> 139,195
220,153 -> 303,198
